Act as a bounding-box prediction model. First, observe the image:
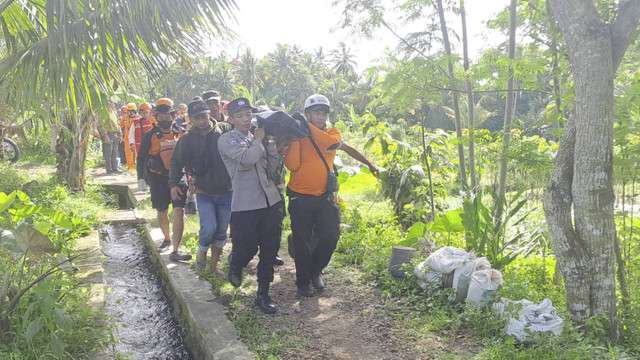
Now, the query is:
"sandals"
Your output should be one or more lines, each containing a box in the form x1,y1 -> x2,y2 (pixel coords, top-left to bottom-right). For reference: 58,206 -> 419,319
195,249 -> 207,271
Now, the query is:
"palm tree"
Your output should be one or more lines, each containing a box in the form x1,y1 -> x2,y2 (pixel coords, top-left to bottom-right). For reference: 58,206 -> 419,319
0,0 -> 235,189
330,42 -> 357,78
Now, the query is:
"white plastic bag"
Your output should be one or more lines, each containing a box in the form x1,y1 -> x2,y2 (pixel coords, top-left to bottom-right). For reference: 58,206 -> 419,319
414,261 -> 442,290
415,246 -> 470,290
425,246 -> 469,274
494,298 -> 564,342
466,269 -> 503,306
450,257 -> 491,303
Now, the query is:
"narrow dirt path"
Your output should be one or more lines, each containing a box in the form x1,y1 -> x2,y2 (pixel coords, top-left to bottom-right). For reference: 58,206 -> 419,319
238,251 -> 423,360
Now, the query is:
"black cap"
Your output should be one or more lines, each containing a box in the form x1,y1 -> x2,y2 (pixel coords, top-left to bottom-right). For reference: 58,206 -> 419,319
227,97 -> 258,116
202,90 -> 221,103
156,103 -> 176,114
188,100 -> 210,117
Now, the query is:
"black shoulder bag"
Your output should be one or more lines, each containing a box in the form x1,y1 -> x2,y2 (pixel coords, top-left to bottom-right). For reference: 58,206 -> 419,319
307,136 -> 339,193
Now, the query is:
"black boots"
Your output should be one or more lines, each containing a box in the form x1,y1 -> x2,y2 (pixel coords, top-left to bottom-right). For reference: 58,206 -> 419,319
255,284 -> 277,314
311,275 -> 325,289
227,254 -> 242,288
297,285 -> 315,297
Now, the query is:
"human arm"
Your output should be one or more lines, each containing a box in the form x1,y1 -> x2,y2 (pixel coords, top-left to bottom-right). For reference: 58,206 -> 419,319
168,135 -> 190,190
217,132 -> 266,167
94,114 -> 108,142
340,142 -> 379,177
283,139 -> 301,171
128,122 -> 136,146
136,131 -> 153,180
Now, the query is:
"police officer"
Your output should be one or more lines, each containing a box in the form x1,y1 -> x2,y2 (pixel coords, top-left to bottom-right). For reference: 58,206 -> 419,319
218,97 -> 283,314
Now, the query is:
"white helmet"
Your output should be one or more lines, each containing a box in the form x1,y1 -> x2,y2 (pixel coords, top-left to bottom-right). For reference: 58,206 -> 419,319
304,94 -> 330,112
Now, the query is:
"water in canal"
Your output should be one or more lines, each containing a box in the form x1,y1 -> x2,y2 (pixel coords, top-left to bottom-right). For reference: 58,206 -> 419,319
101,225 -> 192,359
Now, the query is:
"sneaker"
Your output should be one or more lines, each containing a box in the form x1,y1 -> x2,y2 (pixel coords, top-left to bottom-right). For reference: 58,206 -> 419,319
169,251 -> 192,261
274,255 -> 284,266
158,239 -> 171,251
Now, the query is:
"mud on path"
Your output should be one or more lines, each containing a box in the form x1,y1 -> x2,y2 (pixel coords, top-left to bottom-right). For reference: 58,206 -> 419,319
223,249 -> 481,360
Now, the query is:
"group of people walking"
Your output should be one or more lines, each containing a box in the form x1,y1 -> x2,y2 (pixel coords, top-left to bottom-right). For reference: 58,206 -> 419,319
98,91 -> 378,314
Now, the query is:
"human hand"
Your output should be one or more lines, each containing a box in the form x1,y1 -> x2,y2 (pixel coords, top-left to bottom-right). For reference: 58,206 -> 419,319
130,144 -> 135,151
254,127 -> 266,142
171,186 -> 184,201
368,164 -> 380,177
104,136 -> 110,144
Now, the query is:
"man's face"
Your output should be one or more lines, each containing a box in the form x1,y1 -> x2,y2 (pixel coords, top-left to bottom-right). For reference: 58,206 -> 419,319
306,108 -> 329,130
206,100 -> 220,120
229,108 -> 253,134
127,110 -> 136,117
140,110 -> 151,119
191,113 -> 211,130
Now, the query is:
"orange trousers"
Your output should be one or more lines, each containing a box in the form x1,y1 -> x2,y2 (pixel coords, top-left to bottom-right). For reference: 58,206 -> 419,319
123,140 -> 135,169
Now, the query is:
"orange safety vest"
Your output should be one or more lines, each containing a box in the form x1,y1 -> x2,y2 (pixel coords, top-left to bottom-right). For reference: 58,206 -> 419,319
132,116 -> 157,152
148,128 -> 182,176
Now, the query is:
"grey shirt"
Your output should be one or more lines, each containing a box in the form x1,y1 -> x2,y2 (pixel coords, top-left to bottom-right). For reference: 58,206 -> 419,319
218,129 -> 281,212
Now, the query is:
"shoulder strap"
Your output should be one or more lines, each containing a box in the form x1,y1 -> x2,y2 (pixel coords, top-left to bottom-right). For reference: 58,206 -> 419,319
307,135 -> 334,176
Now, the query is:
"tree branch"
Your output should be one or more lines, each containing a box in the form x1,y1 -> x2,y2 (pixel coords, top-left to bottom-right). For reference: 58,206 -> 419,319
610,0 -> 640,70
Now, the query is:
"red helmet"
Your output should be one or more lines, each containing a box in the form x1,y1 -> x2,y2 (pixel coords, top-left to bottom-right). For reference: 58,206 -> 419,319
139,103 -> 152,111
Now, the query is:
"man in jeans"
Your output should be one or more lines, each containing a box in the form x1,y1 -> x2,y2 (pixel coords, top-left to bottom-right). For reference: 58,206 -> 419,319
218,97 -> 283,314
169,100 -> 232,274
96,100 -> 122,174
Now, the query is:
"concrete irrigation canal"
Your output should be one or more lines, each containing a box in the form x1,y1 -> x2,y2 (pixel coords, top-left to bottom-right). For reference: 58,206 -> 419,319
82,174 -> 253,360
101,225 -> 193,359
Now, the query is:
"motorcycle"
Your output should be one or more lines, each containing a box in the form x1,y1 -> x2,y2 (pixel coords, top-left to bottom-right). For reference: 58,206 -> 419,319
1,136 -> 20,163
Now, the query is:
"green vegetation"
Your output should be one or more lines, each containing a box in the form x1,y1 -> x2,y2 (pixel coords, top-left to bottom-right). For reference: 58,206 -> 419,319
0,168 -> 115,359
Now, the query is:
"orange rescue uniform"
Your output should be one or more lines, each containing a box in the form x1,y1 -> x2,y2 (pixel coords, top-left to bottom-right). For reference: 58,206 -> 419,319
284,124 -> 341,196
120,115 -> 140,169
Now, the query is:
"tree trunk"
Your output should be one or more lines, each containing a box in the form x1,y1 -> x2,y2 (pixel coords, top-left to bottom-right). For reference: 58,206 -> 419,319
435,0 -> 467,189
544,0 -> 640,339
55,113 -> 91,191
495,0 -> 517,230
460,0 -> 476,191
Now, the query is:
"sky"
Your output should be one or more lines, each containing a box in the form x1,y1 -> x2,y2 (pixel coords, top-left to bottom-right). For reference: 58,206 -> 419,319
213,0 -> 512,70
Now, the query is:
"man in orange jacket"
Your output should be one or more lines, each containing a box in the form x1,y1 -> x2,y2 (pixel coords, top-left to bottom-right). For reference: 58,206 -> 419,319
129,102 -> 157,154
120,103 -> 140,170
284,94 -> 342,297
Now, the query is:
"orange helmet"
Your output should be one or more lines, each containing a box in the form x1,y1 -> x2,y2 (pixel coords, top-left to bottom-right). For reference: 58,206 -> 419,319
157,98 -> 174,106
139,103 -> 152,111
125,103 -> 137,111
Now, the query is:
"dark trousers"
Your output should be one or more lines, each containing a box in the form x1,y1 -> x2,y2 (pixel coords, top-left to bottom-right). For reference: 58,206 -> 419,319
229,202 -> 283,285
287,190 -> 340,287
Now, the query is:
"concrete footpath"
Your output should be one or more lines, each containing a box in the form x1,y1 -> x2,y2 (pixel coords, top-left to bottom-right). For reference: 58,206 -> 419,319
84,167 -> 253,359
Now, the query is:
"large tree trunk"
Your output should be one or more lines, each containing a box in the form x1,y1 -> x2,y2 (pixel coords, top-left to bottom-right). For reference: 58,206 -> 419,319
495,0 -> 517,230
435,0 -> 467,189
55,113 -> 91,191
460,0 -> 476,191
544,0 -> 640,339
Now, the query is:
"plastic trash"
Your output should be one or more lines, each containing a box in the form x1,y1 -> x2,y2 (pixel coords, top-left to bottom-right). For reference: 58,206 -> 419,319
493,298 -> 564,342
466,269 -> 503,306
415,246 -> 471,291
425,246 -> 469,274
450,257 -> 491,303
